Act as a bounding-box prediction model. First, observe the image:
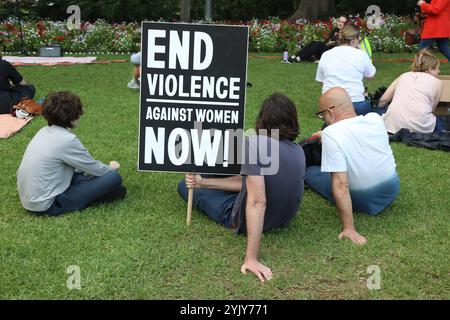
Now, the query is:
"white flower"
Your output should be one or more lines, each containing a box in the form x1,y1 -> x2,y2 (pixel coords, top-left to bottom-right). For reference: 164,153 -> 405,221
367,14 -> 385,30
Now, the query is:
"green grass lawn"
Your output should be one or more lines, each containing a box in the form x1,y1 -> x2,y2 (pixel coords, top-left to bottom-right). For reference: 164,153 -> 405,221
0,52 -> 449,300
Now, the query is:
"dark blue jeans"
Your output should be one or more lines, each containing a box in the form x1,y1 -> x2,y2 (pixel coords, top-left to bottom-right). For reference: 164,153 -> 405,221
371,106 -> 387,116
39,171 -> 125,216
434,116 -> 446,133
304,166 -> 400,216
419,38 -> 450,61
353,100 -> 372,116
177,180 -> 237,228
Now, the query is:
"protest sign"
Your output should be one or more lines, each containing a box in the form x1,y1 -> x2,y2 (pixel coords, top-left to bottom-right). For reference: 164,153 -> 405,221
138,22 -> 249,224
139,22 -> 248,175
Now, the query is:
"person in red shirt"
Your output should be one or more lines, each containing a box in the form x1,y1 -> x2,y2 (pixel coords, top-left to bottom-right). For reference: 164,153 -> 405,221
417,0 -> 450,60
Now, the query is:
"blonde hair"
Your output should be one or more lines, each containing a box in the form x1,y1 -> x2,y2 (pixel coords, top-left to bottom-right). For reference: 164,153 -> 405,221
338,24 -> 360,45
411,49 -> 440,73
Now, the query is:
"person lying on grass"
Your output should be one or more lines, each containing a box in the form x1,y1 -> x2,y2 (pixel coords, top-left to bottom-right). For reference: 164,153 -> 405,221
17,91 -> 126,216
178,93 -> 306,283
305,88 -> 400,245
288,15 -> 347,64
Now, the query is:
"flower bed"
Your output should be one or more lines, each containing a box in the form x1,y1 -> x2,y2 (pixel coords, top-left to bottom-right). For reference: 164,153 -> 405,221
246,15 -> 419,53
0,18 -> 141,54
0,15 -> 419,55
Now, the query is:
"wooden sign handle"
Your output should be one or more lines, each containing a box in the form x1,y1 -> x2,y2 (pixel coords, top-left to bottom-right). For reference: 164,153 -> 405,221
187,188 -> 194,226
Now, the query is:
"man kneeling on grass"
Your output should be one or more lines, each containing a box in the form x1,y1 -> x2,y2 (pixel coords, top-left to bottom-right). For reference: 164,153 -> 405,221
17,91 -> 126,216
305,87 -> 400,245
178,93 -> 306,283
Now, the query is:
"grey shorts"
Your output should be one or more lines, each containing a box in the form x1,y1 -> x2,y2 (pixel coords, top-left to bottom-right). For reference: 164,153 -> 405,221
130,52 -> 141,65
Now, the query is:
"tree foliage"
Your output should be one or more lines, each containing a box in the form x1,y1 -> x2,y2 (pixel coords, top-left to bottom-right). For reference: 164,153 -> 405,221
0,0 -> 420,22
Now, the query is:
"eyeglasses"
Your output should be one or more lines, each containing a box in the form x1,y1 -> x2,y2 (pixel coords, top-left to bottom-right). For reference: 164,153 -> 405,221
315,106 -> 335,119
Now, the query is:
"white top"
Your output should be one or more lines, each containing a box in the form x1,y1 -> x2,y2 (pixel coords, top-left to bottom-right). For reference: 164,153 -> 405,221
381,72 -> 443,134
321,113 -> 397,191
316,46 -> 376,103
17,125 -> 111,212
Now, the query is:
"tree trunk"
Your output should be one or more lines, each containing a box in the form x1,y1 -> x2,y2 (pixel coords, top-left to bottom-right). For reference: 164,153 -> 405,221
205,0 -> 212,20
289,0 -> 335,21
318,0 -> 335,17
180,0 -> 191,22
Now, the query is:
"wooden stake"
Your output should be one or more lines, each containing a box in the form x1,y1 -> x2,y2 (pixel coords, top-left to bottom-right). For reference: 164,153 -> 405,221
187,188 -> 194,226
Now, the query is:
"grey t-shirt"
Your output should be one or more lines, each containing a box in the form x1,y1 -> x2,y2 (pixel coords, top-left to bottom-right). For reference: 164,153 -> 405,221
231,135 -> 306,234
17,125 -> 111,212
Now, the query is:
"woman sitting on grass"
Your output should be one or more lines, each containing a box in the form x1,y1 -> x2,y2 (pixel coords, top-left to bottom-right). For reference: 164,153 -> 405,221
378,49 -> 444,134
316,24 -> 376,115
0,49 -> 36,114
17,92 -> 126,216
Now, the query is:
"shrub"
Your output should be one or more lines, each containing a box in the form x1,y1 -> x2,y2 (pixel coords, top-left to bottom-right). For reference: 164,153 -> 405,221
0,15 -> 419,54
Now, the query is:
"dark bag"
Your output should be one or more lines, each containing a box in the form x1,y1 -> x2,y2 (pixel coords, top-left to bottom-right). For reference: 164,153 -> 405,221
405,28 -> 421,46
368,86 -> 388,108
299,136 -> 322,167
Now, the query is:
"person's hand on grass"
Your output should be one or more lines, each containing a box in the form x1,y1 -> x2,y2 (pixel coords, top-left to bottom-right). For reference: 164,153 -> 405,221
185,173 -> 203,189
339,228 -> 367,245
109,161 -> 120,171
241,258 -> 273,283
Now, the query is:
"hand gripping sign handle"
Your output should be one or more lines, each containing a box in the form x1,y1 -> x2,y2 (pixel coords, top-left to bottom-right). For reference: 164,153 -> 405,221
187,188 -> 194,226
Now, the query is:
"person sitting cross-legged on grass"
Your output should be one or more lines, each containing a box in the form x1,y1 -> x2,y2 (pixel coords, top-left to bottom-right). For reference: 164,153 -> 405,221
17,92 -> 126,216
178,93 -> 306,283
305,88 -> 400,245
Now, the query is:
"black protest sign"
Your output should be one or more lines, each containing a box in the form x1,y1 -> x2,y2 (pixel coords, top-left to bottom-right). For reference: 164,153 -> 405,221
138,22 -> 248,174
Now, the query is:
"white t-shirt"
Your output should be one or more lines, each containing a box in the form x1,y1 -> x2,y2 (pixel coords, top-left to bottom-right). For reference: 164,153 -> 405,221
321,113 -> 396,191
316,46 -> 376,103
